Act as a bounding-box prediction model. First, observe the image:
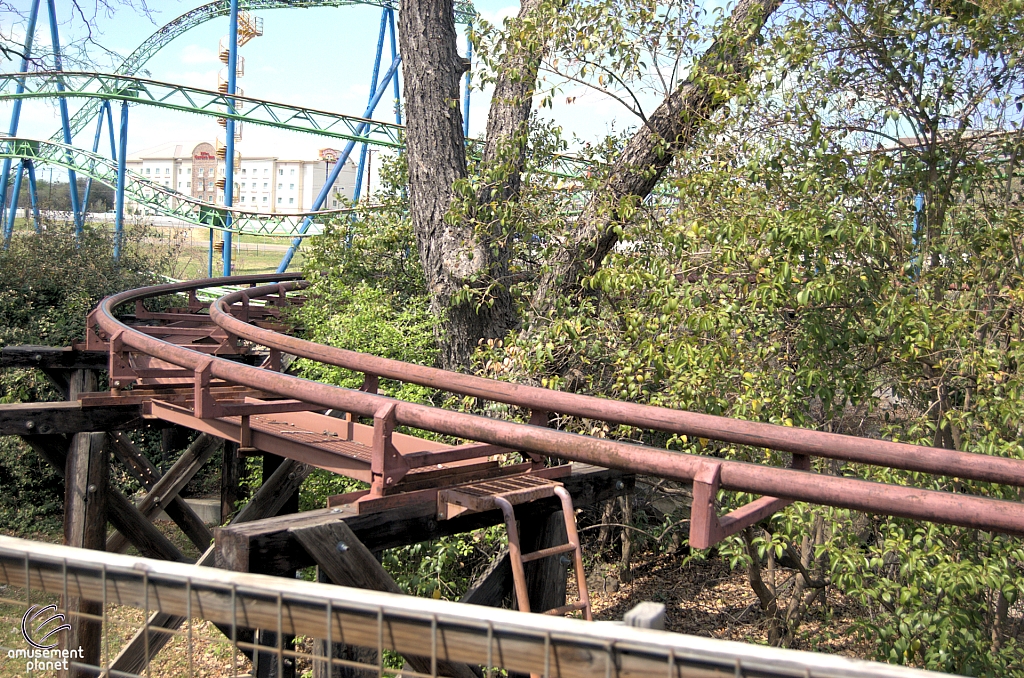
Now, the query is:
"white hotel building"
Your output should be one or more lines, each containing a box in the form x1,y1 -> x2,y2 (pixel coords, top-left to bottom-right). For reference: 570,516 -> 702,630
125,141 -> 359,214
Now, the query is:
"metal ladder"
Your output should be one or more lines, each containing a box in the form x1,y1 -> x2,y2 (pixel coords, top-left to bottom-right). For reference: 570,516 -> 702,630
439,474 -> 592,620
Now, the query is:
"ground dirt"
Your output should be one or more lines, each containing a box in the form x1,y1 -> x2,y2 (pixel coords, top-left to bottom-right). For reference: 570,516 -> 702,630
585,549 -> 874,657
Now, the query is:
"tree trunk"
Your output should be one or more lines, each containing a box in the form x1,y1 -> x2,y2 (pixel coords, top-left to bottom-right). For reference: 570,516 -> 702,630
401,0 -> 527,370
532,0 -> 784,313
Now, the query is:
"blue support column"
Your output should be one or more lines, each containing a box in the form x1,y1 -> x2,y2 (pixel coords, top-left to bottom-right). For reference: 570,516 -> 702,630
222,0 -> 240,276
911,193 -> 924,280
463,23 -> 472,137
6,163 -> 25,235
1,0 -> 42,245
353,7 -> 390,204
80,105 -> 108,221
114,101 -> 128,260
105,101 -> 118,160
388,8 -> 401,125
47,0 -> 83,235
26,162 -> 41,232
276,57 -> 401,273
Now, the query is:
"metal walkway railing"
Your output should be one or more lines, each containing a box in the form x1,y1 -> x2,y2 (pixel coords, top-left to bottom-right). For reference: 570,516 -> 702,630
0,536 -> 940,678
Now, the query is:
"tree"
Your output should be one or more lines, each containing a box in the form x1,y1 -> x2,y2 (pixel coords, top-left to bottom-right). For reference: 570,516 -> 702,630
399,0 -> 785,369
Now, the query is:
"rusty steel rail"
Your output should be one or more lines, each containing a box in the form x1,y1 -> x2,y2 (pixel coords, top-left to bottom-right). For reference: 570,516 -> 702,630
89,275 -> 1024,541
211,280 -> 1024,490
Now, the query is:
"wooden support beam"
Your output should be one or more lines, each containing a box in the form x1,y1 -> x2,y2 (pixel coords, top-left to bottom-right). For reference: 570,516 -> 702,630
1,345 -> 108,370
106,434 -> 221,554
0,401 -> 144,436
63,431 -> 108,676
109,432 -> 214,552
22,434 -> 189,563
217,466 -> 632,576
233,458 -> 312,525
108,547 -> 257,675
461,548 -> 512,608
109,455 -> 314,673
293,522 -> 480,678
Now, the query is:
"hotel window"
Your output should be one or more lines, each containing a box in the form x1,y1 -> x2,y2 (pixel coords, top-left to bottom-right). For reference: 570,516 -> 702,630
263,183 -> 268,189
145,168 -> 150,174
290,168 -> 295,176
186,182 -> 190,188
289,197 -> 294,204
262,196 -> 267,203
289,184 -> 294,190
279,169 -> 283,176
277,197 -> 282,204
278,183 -> 282,190
186,168 -> 191,175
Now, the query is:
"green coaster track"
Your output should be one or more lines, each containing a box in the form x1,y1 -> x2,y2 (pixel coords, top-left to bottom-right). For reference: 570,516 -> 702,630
0,137 -> 368,235
0,0 -> 590,240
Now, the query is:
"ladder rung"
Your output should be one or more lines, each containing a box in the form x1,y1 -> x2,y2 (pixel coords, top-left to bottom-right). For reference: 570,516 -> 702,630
520,541 -> 577,564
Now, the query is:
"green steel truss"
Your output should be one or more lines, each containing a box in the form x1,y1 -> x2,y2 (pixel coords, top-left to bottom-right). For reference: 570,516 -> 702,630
0,137 -> 366,236
3,72 -> 593,180
8,72 -> 406,149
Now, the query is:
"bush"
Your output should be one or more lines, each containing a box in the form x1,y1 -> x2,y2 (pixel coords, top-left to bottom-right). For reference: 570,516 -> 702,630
0,220 -> 178,535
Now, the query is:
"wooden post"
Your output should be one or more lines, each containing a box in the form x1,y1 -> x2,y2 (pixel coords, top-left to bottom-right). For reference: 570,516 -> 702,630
252,453 -> 301,678
521,508 -> 569,614
64,369 -> 103,676
63,431 -> 108,677
312,568 -> 378,678
221,441 -> 241,522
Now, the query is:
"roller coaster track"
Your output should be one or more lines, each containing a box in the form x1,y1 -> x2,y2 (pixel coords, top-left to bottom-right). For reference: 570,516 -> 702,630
78,274 -> 1024,542
50,0 -> 476,144
8,72 -> 406,149
8,72 -> 592,180
0,137 -> 368,235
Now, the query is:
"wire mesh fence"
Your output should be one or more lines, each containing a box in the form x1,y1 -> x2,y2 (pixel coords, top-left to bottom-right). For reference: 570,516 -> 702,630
0,536 -> 942,678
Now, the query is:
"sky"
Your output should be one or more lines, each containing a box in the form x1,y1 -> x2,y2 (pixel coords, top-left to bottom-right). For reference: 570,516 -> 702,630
0,0 -> 644,189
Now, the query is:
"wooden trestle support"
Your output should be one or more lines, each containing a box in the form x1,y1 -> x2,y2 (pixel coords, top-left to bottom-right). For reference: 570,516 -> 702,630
1,277 -> 625,678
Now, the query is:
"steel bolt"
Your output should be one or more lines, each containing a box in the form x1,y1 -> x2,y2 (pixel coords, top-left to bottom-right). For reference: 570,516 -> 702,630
34,354 -> 42,361
336,541 -> 349,553
24,420 -> 34,430
560,555 -> 571,566
87,484 -> 98,494
615,480 -> 625,491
